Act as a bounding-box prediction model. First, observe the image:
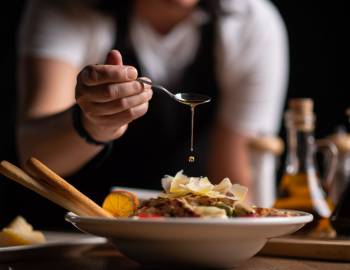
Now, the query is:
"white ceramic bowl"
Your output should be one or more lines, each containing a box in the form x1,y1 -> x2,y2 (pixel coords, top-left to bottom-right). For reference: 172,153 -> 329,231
66,211 -> 312,268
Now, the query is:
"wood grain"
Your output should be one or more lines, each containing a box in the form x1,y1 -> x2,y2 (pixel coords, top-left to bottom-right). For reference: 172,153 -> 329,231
259,235 -> 350,262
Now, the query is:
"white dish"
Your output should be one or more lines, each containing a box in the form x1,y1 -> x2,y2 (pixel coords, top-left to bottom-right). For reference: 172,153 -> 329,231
0,231 -> 106,262
110,186 -> 160,202
65,211 -> 313,268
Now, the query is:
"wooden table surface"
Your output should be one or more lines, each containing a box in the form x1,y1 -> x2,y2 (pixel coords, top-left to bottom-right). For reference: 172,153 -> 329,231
1,246 -> 349,270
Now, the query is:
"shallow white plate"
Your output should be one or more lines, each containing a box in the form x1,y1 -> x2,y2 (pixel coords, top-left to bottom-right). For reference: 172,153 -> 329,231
110,186 -> 160,202
65,211 -> 313,268
0,231 -> 107,262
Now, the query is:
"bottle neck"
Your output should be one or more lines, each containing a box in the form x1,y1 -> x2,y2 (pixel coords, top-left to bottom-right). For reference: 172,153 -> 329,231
284,111 -> 316,174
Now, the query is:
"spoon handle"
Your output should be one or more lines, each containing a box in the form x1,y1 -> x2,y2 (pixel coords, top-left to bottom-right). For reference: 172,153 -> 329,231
136,78 -> 175,100
137,78 -> 152,86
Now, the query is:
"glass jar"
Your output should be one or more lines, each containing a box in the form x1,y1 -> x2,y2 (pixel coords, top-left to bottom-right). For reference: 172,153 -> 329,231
274,99 -> 337,234
329,130 -> 350,205
330,111 -> 350,236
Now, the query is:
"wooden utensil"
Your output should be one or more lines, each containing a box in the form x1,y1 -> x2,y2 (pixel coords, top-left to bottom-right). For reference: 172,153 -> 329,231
0,159 -> 112,218
26,157 -> 111,217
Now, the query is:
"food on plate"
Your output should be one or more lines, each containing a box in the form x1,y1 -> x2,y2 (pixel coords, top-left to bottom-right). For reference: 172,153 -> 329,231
0,216 -> 46,247
135,171 -> 252,218
102,190 -> 140,217
104,171 -> 300,219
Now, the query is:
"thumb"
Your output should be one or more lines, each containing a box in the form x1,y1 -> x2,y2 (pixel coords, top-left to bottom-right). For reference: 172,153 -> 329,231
105,50 -> 123,65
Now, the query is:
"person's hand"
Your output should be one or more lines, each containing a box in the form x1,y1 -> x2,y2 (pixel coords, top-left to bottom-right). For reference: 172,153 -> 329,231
75,50 -> 153,143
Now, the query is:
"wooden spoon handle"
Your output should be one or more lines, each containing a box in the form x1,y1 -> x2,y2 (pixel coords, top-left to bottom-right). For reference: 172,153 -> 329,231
0,161 -> 89,216
26,157 -> 112,218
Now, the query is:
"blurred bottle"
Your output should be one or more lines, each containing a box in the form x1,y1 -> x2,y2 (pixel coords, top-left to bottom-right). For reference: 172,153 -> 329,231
274,98 -> 337,234
328,127 -> 350,205
330,109 -> 350,236
249,136 -> 284,207
331,180 -> 350,236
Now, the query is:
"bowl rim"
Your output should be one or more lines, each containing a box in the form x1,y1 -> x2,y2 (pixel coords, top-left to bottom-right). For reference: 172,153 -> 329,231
65,210 -> 313,226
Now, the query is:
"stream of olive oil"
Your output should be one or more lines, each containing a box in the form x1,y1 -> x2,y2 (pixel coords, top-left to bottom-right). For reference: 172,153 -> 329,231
179,98 -> 210,163
188,105 -> 196,163
179,101 -> 198,163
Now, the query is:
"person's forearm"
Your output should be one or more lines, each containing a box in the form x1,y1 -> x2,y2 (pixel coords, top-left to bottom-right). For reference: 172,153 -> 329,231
17,108 -> 104,177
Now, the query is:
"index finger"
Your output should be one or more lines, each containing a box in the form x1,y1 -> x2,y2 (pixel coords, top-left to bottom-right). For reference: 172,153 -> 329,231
78,64 -> 138,86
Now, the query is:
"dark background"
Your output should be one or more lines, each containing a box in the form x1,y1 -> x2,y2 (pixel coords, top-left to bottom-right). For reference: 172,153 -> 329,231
0,1 -> 348,228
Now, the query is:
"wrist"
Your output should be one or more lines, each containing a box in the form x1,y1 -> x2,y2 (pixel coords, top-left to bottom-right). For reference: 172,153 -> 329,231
81,114 -> 109,143
72,104 -> 112,146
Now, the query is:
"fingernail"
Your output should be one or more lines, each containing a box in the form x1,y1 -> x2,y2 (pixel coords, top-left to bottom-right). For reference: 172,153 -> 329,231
81,69 -> 90,81
126,67 -> 138,80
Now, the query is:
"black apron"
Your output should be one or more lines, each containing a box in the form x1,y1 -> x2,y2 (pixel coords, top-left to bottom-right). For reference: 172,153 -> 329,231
72,11 -> 220,204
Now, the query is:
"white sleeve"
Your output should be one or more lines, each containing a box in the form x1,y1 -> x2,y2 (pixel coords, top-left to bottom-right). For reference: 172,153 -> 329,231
18,0 -> 114,68
217,0 -> 289,136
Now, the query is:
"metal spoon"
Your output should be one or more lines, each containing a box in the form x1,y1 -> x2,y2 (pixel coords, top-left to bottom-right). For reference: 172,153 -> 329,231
137,78 -> 211,105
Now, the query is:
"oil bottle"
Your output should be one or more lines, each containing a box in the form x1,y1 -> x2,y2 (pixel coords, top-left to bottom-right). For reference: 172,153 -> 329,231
330,109 -> 350,236
274,98 -> 337,234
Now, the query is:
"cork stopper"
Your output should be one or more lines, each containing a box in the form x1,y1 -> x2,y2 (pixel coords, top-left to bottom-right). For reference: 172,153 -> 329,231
285,98 -> 315,132
288,98 -> 314,115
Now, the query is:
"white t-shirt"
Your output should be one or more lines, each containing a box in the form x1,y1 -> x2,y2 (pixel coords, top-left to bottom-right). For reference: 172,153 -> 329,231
18,0 -> 288,136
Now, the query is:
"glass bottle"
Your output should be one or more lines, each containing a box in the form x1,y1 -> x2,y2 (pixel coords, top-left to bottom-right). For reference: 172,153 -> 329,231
329,127 -> 350,205
331,177 -> 350,236
330,109 -> 350,236
274,99 -> 337,233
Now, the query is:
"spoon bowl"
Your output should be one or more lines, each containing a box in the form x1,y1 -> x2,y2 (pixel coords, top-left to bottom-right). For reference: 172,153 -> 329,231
174,93 -> 211,105
137,78 -> 211,105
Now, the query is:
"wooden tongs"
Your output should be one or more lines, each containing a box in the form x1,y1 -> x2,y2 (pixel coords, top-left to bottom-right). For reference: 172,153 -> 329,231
0,157 -> 112,218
